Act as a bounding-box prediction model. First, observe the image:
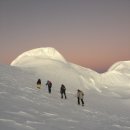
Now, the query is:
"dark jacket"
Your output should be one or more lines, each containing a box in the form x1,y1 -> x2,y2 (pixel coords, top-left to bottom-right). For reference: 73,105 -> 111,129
37,79 -> 41,85
46,80 -> 52,87
60,84 -> 66,93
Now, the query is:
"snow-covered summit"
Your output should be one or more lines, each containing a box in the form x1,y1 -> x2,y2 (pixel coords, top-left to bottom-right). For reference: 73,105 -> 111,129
11,47 -> 67,66
108,61 -> 130,74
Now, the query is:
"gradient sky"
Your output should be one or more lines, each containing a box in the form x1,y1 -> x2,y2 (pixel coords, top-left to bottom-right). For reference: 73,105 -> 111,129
0,0 -> 130,73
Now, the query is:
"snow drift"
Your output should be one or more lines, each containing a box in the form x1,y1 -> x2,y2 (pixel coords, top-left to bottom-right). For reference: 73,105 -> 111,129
11,47 -> 100,91
11,47 -> 67,66
0,64 -> 130,130
0,47 -> 130,130
11,47 -> 130,96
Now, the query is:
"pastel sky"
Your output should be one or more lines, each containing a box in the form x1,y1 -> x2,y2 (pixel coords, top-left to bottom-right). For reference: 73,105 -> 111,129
0,0 -> 130,73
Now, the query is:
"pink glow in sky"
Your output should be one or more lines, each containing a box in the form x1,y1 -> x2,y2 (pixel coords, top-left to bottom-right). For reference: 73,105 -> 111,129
0,0 -> 130,72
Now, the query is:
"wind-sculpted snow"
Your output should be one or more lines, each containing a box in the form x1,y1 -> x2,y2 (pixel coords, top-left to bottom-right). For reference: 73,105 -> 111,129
10,47 -> 130,97
11,47 -> 67,66
0,65 -> 130,130
108,61 -> 130,74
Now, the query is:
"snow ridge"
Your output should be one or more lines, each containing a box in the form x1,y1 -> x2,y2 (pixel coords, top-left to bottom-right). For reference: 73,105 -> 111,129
11,47 -> 67,66
10,47 -> 130,94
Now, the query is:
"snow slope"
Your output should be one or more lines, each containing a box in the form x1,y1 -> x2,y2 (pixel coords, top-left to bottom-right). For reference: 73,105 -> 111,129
11,47 -> 101,91
11,47 -> 130,95
0,65 -> 130,130
0,47 -> 126,129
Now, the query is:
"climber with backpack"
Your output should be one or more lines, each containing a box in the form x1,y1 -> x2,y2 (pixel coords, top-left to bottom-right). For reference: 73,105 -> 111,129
46,80 -> 52,93
37,79 -> 41,89
77,89 -> 84,106
60,84 -> 67,99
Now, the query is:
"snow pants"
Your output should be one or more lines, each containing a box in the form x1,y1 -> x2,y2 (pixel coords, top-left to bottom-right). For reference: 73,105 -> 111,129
77,97 -> 84,106
61,92 -> 67,99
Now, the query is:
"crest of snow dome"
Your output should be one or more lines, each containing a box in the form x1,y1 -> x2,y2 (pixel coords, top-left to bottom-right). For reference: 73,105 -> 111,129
108,61 -> 130,74
11,47 -> 67,66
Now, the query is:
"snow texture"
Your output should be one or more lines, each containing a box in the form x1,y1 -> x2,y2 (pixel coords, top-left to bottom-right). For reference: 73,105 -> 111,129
0,47 -> 130,130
